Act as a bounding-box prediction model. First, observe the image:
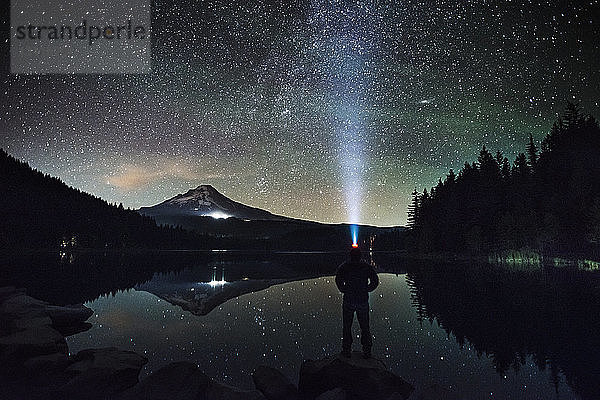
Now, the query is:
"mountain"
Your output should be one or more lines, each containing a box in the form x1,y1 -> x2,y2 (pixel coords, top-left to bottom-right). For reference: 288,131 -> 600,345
137,184 -> 406,251
138,185 -> 291,221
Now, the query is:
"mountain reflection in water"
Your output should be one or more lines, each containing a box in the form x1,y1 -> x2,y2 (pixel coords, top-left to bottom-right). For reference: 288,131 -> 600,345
1,251 -> 599,398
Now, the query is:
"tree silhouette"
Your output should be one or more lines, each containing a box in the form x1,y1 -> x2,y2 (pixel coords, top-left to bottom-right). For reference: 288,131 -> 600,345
526,133 -> 538,170
407,189 -> 421,229
407,102 -> 600,257
0,148 -> 214,251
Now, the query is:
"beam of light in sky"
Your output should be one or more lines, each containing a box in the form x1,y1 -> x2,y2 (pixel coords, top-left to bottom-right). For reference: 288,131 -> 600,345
309,0 -> 377,242
311,0 -> 377,247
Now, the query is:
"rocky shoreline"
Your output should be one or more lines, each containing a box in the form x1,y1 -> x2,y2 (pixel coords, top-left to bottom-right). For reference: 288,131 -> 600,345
0,287 -> 416,400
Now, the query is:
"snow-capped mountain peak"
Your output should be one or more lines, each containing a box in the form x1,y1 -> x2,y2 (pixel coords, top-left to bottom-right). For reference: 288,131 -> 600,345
139,185 -> 289,221
167,185 -> 218,207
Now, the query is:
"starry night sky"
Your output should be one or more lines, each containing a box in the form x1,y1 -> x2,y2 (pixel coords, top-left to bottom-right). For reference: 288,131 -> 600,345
1,0 -> 599,226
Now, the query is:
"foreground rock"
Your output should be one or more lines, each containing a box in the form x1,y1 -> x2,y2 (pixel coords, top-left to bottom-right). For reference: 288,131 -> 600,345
252,366 -> 299,400
0,287 -> 145,400
0,286 -> 92,377
45,304 -> 93,336
60,348 -> 148,399
413,383 -> 460,400
119,361 -> 266,400
298,352 -> 414,400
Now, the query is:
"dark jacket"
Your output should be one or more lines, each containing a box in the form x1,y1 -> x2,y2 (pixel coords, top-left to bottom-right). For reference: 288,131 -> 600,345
335,260 -> 379,305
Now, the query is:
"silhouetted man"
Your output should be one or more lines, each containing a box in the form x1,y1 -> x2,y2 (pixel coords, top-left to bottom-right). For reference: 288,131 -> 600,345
335,247 -> 379,359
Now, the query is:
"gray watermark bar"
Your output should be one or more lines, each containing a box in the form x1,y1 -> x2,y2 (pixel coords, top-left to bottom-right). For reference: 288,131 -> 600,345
10,0 -> 151,74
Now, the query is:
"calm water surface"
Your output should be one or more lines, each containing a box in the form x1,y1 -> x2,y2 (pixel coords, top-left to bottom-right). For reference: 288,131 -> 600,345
3,252 -> 598,399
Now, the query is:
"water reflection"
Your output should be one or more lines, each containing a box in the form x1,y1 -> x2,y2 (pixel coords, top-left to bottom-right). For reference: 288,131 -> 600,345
135,266 -> 295,316
1,252 -> 598,398
406,263 -> 600,400
207,265 -> 227,286
0,251 -> 353,305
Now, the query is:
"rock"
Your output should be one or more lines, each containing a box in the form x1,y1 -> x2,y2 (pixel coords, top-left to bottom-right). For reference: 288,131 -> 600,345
44,303 -> 93,336
23,352 -> 71,377
118,362 -> 210,400
45,304 -> 93,329
60,347 -> 148,400
0,324 -> 67,355
67,347 -> 148,374
414,383 -> 460,400
119,361 -> 266,400
252,365 -> 299,400
0,292 -> 48,322
0,287 -> 92,377
0,287 -> 92,336
207,379 -> 266,400
315,387 -> 347,400
13,315 -> 54,330
0,286 -> 25,303
298,352 -> 414,400
0,288 -> 149,400
0,325 -> 68,375
53,321 -> 93,337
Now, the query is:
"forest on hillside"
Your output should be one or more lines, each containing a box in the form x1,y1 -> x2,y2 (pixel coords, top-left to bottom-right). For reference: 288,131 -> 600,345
407,103 -> 600,258
0,149 -> 212,250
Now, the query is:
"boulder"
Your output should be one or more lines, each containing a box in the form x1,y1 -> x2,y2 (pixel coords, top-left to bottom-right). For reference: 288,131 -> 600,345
252,365 -> 299,400
119,361 -> 266,400
0,287 -> 92,336
0,286 -> 26,303
0,287 -> 92,376
207,379 -> 267,400
118,361 -> 210,400
45,304 -> 94,332
298,352 -> 414,400
315,388 -> 347,400
0,292 -> 48,322
60,347 -> 148,400
23,352 -> 71,374
414,383 -> 460,400
0,324 -> 68,376
13,315 -> 53,330
53,321 -> 93,337
0,288 -> 149,400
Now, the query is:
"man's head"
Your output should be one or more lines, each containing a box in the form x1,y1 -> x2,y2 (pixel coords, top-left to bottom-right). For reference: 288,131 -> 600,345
350,247 -> 362,262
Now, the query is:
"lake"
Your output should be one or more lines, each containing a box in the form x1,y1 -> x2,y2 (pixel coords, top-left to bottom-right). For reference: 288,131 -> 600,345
2,251 -> 599,399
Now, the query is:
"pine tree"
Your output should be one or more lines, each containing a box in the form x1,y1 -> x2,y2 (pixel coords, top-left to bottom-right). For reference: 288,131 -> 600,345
563,101 -> 582,129
478,146 -> 500,181
512,153 -> 529,180
586,197 -> 600,244
501,157 -> 511,181
445,169 -> 456,185
495,150 -> 504,167
407,189 -> 421,229
526,133 -> 538,170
